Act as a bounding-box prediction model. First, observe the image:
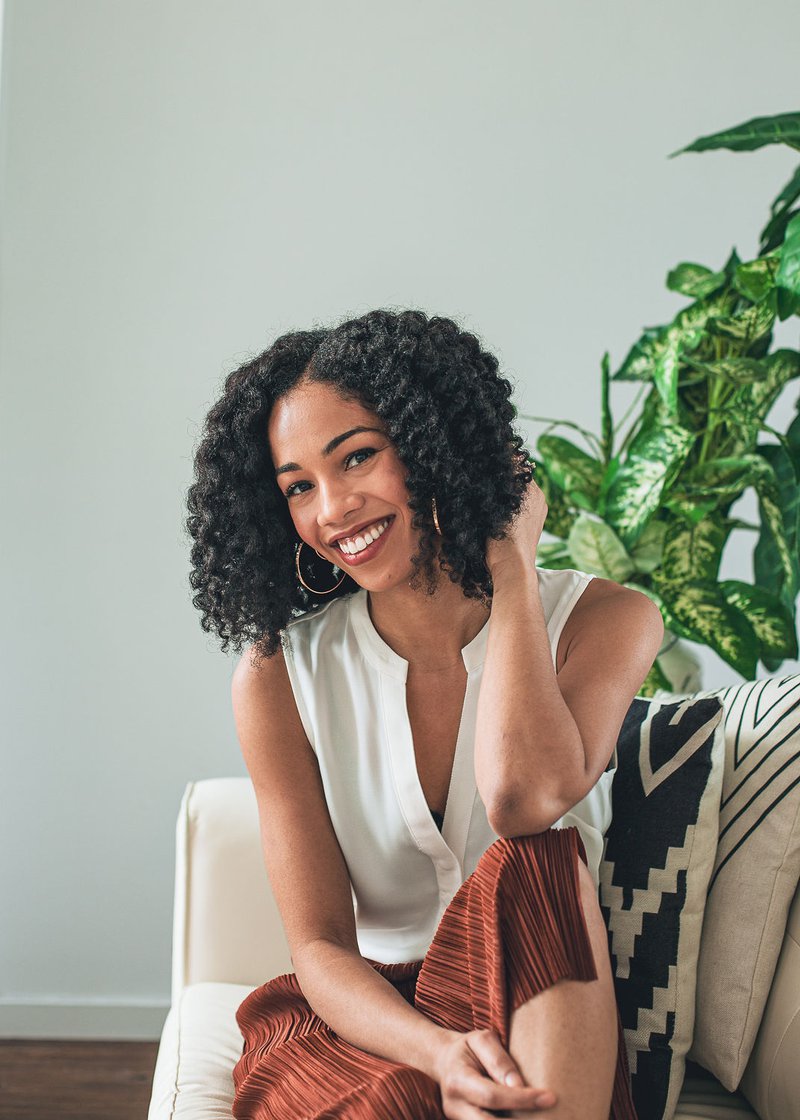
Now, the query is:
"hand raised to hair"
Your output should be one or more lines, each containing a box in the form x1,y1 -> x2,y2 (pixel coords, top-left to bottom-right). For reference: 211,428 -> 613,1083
485,471 -> 548,584
433,1027 -> 556,1118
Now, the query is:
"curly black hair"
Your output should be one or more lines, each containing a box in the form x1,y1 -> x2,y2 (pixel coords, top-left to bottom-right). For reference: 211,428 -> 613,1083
186,308 -> 533,660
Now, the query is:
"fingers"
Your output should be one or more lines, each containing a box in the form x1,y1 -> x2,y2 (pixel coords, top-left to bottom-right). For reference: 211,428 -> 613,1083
462,1029 -> 556,1111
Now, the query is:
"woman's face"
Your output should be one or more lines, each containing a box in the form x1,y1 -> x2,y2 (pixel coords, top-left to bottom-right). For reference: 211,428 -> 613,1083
268,378 -> 422,592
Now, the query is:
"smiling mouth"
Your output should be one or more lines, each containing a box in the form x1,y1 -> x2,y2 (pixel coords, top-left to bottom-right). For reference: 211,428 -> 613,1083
328,516 -> 395,566
334,517 -> 392,556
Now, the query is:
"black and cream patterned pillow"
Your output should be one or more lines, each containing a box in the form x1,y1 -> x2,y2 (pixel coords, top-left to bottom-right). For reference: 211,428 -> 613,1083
600,694 -> 726,1120
655,674 -> 800,1091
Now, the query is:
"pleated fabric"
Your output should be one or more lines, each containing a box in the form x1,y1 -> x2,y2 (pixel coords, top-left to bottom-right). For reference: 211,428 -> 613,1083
233,826 -> 637,1120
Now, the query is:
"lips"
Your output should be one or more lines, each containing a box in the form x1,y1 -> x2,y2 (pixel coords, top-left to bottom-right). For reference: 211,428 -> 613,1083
327,515 -> 394,548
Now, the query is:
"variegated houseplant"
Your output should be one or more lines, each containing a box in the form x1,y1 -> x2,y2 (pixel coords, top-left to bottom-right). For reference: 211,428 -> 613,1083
523,111 -> 800,696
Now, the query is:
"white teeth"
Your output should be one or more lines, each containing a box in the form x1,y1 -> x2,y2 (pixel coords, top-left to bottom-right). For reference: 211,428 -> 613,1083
336,518 -> 390,556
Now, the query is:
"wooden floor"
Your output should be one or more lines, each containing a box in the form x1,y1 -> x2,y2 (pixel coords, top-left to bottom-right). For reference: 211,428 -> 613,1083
0,1040 -> 159,1120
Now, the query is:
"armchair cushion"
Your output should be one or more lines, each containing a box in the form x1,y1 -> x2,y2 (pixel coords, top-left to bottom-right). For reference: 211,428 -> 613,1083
600,693 -> 726,1120
655,675 -> 800,1090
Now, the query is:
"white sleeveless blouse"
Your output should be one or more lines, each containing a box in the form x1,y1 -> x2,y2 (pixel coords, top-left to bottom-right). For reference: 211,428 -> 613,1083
281,566 -> 614,964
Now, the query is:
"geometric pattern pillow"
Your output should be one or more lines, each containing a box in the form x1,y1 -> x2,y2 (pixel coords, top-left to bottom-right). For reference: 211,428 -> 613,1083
655,674 -> 800,1091
600,694 -> 726,1120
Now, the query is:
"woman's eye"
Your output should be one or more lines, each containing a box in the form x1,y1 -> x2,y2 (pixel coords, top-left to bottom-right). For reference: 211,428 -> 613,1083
345,447 -> 376,468
283,480 -> 310,499
283,448 -> 377,499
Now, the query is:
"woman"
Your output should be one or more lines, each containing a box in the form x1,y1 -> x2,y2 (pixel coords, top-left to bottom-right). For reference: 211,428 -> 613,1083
186,309 -> 663,1119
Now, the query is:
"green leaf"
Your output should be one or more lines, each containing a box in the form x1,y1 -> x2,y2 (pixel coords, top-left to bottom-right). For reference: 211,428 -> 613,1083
752,441 -> 800,614
536,435 -> 603,511
532,459 -> 578,542
683,356 -> 771,385
613,290 -> 732,385
748,349 -> 800,418
567,514 -> 636,582
760,163 -> 800,252
750,448 -> 796,595
535,541 -> 573,568
709,353 -> 800,462
658,513 -> 729,583
708,295 -> 776,342
682,453 -> 777,503
718,580 -> 798,661
638,661 -> 674,697
768,162 -> 800,219
613,325 -> 668,383
785,403 -> 800,477
629,518 -> 668,574
776,211 -> 800,319
603,421 -> 697,548
667,262 -> 726,299
652,333 -> 683,413
662,493 -> 720,526
650,571 -> 759,679
670,112 -> 800,157
761,205 -> 800,256
733,255 -> 779,303
600,352 -> 613,462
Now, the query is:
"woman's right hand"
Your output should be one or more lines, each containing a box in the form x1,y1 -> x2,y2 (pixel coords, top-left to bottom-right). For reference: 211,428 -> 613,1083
433,1027 -> 557,1117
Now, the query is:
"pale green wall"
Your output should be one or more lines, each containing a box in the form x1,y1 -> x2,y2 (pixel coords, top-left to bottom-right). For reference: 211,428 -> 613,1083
2,0 -> 799,1037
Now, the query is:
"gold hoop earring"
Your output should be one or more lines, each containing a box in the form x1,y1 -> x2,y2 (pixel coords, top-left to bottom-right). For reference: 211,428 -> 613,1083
431,496 -> 443,536
295,541 -> 346,595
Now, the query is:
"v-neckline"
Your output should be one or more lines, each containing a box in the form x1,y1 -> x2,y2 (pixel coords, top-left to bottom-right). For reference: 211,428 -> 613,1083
349,589 -> 491,871
349,587 -> 490,679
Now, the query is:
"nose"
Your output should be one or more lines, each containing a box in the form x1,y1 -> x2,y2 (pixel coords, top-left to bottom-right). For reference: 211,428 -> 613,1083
315,476 -> 364,533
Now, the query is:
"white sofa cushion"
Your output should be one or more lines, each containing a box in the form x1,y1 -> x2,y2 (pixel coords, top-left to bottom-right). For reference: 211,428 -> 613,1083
148,981 -> 251,1120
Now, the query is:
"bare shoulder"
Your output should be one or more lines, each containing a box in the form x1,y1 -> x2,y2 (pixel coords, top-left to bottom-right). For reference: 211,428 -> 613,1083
231,641 -> 358,956
557,575 -> 663,672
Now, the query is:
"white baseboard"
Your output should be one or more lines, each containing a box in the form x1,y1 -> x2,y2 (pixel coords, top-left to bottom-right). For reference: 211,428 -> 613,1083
0,997 -> 170,1040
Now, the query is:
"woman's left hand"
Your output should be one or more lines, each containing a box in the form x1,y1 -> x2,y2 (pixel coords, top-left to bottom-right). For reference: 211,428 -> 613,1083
485,472 -> 548,583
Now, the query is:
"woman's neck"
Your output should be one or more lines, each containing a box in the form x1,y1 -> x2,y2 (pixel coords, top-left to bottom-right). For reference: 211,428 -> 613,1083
366,577 -> 491,672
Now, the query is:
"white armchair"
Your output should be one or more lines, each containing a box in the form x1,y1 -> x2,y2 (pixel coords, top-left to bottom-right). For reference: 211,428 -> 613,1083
147,778 -> 800,1120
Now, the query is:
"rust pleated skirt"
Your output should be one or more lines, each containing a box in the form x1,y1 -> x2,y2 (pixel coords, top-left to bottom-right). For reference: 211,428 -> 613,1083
233,827 -> 637,1119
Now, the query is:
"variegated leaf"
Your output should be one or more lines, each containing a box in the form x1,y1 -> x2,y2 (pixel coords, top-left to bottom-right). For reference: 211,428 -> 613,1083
629,519 -> 668,574
667,262 -> 726,299
776,211 -> 800,319
613,291 -> 730,383
649,575 -> 758,679
752,443 -> 800,608
719,579 -> 798,660
639,659 -> 673,697
604,422 -> 696,548
748,349 -> 800,417
536,434 -> 603,509
708,296 -> 776,342
751,453 -> 795,592
683,356 -> 770,385
534,541 -> 573,569
734,255 -> 779,303
567,514 -> 635,582
658,514 -> 728,583
661,493 -> 720,526
533,461 -> 576,542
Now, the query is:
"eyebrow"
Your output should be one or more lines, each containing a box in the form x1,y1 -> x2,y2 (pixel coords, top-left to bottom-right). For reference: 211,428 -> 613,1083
274,426 -> 385,476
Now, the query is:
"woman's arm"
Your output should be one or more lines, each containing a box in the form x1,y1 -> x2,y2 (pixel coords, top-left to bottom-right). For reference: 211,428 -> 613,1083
231,644 -> 554,1115
475,481 -> 664,837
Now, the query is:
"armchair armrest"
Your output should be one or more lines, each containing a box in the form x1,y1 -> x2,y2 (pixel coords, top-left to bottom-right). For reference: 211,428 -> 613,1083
740,876 -> 800,1120
171,778 -> 292,1006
